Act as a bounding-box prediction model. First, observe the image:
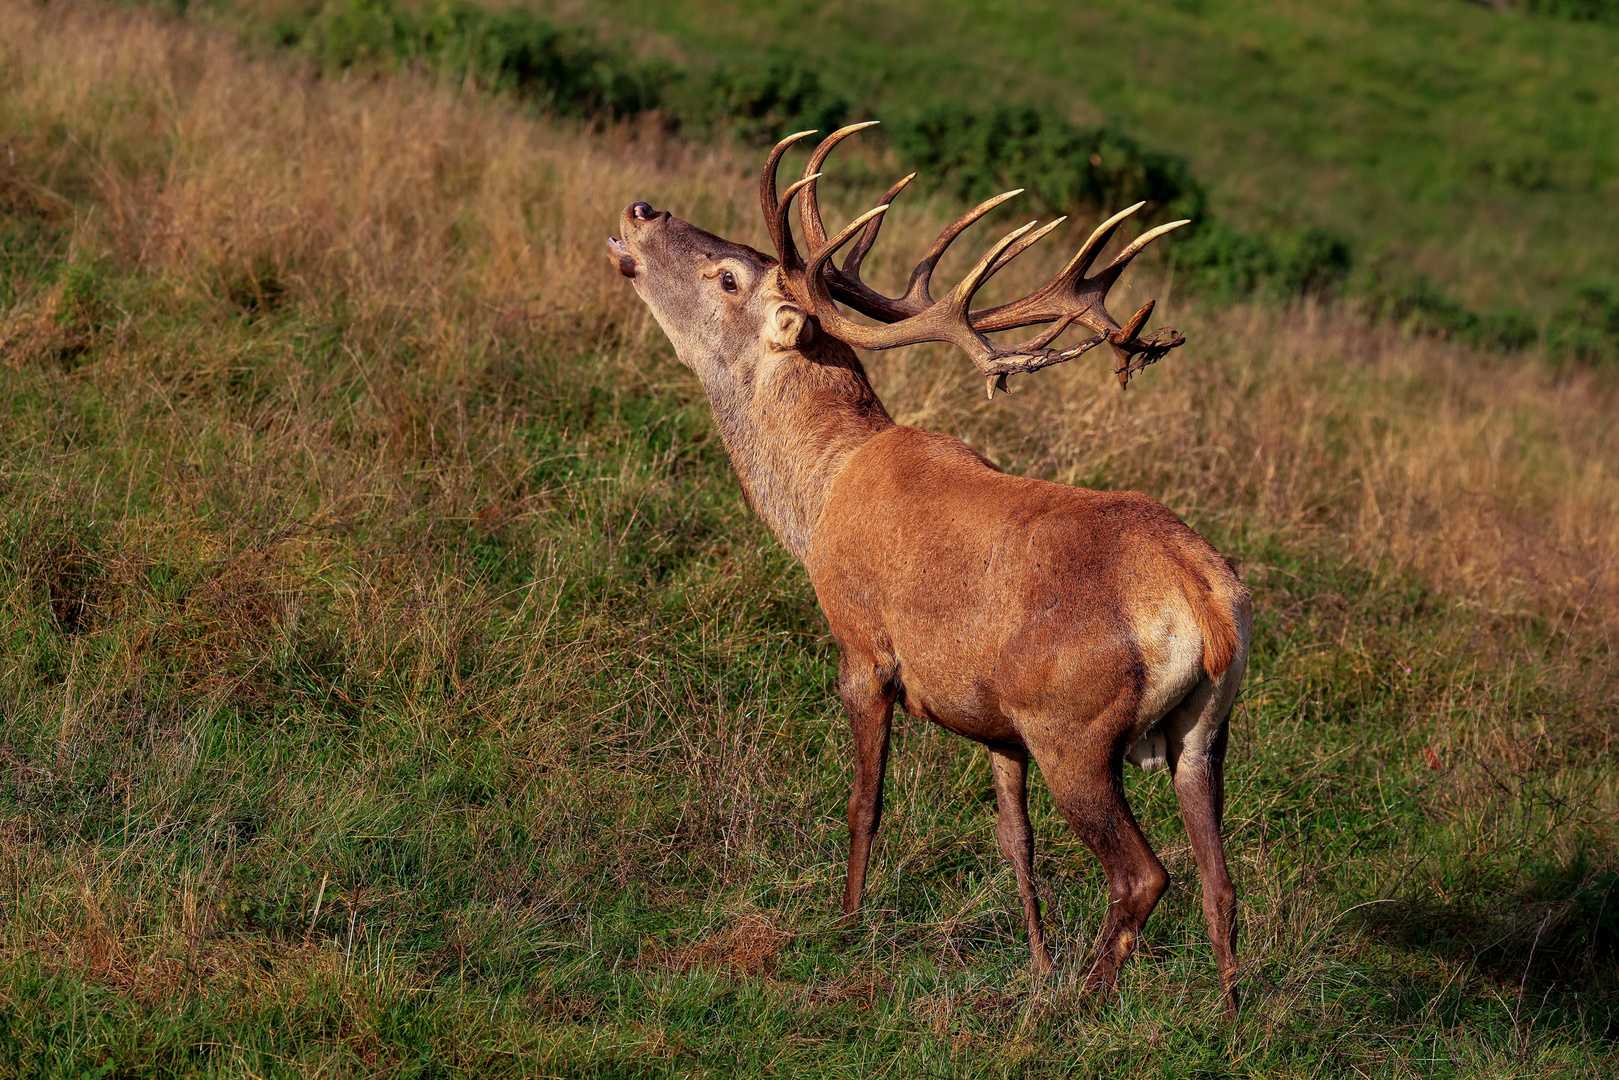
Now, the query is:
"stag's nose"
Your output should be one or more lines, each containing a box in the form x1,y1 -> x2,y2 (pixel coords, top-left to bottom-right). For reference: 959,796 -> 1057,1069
629,201 -> 658,221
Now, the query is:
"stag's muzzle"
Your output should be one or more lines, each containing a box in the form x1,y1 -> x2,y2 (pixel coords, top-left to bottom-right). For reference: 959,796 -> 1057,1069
608,201 -> 670,278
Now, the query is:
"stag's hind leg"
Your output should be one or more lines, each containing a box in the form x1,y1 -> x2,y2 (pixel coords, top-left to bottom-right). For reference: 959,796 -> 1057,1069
1165,672 -> 1244,1019
1032,704 -> 1169,996
988,744 -> 1053,974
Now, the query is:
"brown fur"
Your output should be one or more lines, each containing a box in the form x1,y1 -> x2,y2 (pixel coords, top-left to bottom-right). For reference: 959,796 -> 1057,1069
611,200 -> 1251,1018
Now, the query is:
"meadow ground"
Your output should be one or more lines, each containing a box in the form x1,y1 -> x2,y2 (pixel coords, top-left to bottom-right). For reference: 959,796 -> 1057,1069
1,2 -> 1617,1077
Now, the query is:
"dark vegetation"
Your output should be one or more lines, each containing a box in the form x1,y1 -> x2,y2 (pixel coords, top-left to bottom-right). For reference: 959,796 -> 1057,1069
283,0 -> 675,118
1520,0 -> 1619,24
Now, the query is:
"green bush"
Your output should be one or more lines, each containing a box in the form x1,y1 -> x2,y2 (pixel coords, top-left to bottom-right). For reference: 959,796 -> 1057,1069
677,49 -> 851,144
1271,225 -> 1355,297
1159,221 -> 1354,302
288,0 -> 674,119
417,2 -> 675,117
1523,0 -> 1619,24
889,104 -> 1206,224
1547,275 -> 1619,365
1172,220 -> 1275,301
302,0 -> 407,68
1367,272 -> 1539,351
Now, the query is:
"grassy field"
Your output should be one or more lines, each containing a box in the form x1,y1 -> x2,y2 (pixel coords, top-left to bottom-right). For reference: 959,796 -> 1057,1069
2,2 -> 1618,1077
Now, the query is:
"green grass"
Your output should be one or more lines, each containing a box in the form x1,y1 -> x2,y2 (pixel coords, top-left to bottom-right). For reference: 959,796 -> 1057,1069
1,3 -> 1616,1076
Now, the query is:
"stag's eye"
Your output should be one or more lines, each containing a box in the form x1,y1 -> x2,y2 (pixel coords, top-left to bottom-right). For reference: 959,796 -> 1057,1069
720,270 -> 738,293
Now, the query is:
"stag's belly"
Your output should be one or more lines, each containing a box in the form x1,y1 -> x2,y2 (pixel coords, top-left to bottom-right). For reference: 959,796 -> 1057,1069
879,583 -> 1150,747
876,592 -> 1203,771
810,424 -> 1215,752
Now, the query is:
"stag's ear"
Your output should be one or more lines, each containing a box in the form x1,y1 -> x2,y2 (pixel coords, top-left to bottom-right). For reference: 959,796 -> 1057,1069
761,267 -> 815,351
764,298 -> 814,351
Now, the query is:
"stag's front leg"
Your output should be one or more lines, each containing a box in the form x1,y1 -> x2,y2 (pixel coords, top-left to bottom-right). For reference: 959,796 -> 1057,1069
837,654 -> 895,920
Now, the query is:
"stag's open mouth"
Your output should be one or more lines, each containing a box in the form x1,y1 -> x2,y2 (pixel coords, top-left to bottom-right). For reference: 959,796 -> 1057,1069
606,236 -> 637,278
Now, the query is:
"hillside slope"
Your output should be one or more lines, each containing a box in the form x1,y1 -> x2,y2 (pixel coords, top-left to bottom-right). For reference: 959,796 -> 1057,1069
1,3 -> 1616,1076
530,0 -> 1619,317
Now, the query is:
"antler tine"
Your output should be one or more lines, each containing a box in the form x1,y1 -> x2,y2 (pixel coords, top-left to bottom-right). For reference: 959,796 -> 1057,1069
939,219 -> 1043,313
1068,201 -> 1146,282
986,216 -> 1066,278
1094,218 -> 1192,284
801,204 -> 898,331
969,202 -> 1187,351
1116,298 -> 1155,342
800,200 -> 959,350
786,123 -> 1039,327
843,172 -> 915,277
803,209 -> 1059,364
901,188 -> 1025,308
799,122 -> 883,250
760,129 -> 819,271
823,185 -> 1024,322
772,172 -> 824,267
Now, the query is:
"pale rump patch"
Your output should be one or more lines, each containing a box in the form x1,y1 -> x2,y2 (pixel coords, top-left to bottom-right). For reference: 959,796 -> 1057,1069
1125,597 -> 1204,770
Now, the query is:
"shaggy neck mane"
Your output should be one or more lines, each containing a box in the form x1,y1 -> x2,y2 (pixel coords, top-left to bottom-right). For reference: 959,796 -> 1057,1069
704,328 -> 893,561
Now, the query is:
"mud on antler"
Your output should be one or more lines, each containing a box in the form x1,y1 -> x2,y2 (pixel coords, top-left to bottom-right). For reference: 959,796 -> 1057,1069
761,122 -> 1189,397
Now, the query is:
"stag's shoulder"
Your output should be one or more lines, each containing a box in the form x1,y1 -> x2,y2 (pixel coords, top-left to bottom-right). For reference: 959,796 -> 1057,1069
849,425 -> 1000,479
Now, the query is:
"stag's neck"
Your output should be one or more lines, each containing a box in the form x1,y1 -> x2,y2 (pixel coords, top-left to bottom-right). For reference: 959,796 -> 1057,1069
701,337 -> 892,562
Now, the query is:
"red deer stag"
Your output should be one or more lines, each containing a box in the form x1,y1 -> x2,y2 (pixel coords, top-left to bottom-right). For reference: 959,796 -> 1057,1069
606,124 -> 1251,1017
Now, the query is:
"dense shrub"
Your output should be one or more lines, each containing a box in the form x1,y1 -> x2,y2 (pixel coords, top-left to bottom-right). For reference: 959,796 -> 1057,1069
1547,275 -> 1619,365
1171,220 -> 1274,300
889,104 -> 1206,224
1136,219 -> 1354,302
1366,272 -> 1539,351
297,0 -> 406,67
1522,0 -> 1619,24
886,104 -> 1368,303
675,49 -> 851,144
287,0 -> 675,118
1271,225 -> 1356,297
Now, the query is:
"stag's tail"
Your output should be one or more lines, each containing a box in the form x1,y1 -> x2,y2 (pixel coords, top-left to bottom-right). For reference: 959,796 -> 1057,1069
1175,549 -> 1250,681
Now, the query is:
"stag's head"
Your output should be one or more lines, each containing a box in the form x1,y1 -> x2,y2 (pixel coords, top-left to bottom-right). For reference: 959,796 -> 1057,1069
609,123 -> 1189,397
608,202 -> 816,391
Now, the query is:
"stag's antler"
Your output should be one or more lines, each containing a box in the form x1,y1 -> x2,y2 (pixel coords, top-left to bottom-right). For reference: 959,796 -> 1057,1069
761,124 -> 1190,396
